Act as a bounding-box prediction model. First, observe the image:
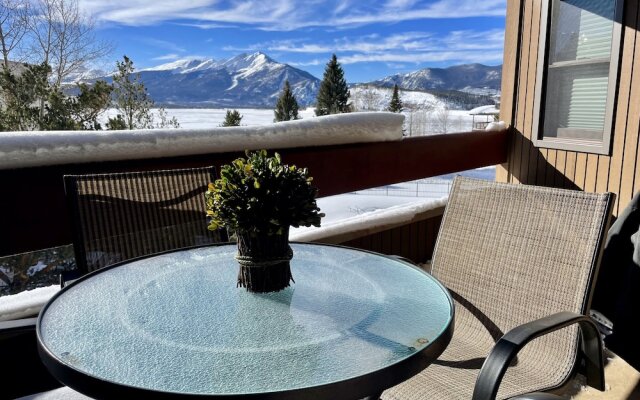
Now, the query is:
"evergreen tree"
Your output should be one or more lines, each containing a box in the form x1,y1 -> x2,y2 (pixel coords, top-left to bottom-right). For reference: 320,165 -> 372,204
0,63 -> 49,131
274,80 -> 299,122
314,54 -> 350,116
0,62 -> 111,131
387,84 -> 403,113
221,109 -> 242,127
109,55 -> 179,130
42,81 -> 112,130
110,56 -> 153,130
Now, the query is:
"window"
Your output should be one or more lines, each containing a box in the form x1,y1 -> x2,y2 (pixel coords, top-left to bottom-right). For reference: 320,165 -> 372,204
533,0 -> 624,154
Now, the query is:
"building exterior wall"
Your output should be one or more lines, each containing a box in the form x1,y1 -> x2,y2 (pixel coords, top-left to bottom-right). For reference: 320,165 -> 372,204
497,0 -> 640,216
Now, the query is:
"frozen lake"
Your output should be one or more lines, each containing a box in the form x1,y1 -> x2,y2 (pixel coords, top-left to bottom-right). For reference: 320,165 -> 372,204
101,108 -> 317,129
101,107 -> 477,133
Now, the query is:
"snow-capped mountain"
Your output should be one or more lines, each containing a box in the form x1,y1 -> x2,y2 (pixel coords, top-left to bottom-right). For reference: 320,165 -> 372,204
83,55 -> 501,109
370,64 -> 502,92
111,52 -> 320,108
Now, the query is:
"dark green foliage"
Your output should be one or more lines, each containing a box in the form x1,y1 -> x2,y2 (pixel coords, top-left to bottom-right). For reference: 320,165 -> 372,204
0,63 -> 111,131
315,54 -> 350,116
109,55 -> 179,130
205,150 -> 324,236
387,84 -> 403,112
274,80 -> 299,122
110,55 -> 153,130
221,109 -> 242,126
42,82 -> 112,130
106,115 -> 127,130
0,63 -> 50,131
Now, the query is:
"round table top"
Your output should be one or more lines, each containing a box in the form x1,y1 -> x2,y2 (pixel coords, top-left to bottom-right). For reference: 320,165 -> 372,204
38,243 -> 454,399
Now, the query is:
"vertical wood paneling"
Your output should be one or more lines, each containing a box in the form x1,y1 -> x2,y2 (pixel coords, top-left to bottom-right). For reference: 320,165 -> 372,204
585,154 -> 599,192
503,0 -> 640,215
596,156 -> 611,193
536,148 -> 548,184
511,0 -> 534,184
565,152 -> 577,188
554,151 -> 567,187
521,0 -> 543,185
341,215 -> 443,264
575,153 -> 588,190
545,150 -> 557,186
497,0 -> 524,183
618,7 -> 640,213
609,0 -> 639,212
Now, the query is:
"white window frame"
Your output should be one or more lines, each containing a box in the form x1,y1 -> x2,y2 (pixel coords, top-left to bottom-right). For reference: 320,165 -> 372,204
532,0 -> 624,155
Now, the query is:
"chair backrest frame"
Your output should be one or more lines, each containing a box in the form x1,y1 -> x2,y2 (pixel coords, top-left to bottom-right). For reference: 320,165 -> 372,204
431,177 -> 614,321
64,166 -> 227,274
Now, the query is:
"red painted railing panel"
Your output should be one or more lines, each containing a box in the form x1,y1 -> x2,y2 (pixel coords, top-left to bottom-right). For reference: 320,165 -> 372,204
0,130 -> 508,256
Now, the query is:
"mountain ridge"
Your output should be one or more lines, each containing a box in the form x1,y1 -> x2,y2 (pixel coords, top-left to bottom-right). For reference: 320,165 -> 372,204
83,53 -> 501,108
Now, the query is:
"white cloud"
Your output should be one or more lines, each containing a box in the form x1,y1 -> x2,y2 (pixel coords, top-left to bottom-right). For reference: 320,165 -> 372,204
228,29 -> 504,62
136,37 -> 186,53
78,0 -> 506,30
177,22 -> 235,29
153,53 -> 180,61
339,50 -> 504,64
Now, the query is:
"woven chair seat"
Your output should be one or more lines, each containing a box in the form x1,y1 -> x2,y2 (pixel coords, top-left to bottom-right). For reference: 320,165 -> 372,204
383,294 -> 577,399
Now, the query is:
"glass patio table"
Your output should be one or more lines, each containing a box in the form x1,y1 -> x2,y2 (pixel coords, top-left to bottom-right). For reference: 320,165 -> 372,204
37,243 -> 454,399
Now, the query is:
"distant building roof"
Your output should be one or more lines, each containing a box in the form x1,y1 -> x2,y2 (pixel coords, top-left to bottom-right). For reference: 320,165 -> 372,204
468,105 -> 500,115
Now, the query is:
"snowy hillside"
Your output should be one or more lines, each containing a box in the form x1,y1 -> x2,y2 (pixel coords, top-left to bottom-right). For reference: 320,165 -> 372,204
350,85 -> 443,111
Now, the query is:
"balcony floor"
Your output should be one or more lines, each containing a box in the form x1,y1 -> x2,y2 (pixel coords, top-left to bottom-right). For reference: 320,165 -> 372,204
550,350 -> 640,399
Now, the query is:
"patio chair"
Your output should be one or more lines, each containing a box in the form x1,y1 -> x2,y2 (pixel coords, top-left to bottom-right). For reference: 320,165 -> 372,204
64,166 -> 227,279
382,177 -> 614,400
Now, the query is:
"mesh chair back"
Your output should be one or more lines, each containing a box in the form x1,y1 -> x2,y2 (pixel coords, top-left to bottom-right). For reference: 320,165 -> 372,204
430,177 -> 613,397
65,166 -> 227,274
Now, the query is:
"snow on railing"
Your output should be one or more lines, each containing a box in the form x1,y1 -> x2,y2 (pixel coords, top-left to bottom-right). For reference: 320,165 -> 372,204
0,112 -> 404,170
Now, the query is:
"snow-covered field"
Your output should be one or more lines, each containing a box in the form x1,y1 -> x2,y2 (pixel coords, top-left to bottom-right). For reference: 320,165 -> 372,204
314,166 -> 495,226
100,107 -> 479,134
101,108 -> 316,129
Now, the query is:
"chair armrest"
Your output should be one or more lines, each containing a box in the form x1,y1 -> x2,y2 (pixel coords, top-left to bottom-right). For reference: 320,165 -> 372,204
471,311 -> 604,400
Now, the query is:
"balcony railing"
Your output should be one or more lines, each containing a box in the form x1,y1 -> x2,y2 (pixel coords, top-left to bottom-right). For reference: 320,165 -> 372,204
0,129 -> 508,259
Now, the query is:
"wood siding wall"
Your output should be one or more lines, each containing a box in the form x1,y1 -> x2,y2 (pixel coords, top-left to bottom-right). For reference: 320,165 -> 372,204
497,0 -> 640,216
341,214 -> 443,264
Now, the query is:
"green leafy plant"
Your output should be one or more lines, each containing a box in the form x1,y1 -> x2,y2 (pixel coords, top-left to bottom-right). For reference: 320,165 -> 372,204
206,150 -> 324,236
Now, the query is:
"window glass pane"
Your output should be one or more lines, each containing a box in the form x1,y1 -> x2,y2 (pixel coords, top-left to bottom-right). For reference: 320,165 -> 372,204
543,62 -> 609,139
549,0 -> 615,63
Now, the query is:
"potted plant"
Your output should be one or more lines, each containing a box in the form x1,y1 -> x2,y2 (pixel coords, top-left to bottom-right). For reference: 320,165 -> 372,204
205,150 -> 324,293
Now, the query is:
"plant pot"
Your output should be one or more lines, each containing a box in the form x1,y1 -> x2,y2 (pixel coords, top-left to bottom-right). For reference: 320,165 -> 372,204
235,228 -> 293,293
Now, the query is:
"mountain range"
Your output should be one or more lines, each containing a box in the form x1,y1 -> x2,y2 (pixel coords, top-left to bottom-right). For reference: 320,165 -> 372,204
369,63 -> 502,92
83,52 -> 501,108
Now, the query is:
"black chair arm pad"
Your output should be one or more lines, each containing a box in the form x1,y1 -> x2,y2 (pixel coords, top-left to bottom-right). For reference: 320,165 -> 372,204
471,311 -> 604,400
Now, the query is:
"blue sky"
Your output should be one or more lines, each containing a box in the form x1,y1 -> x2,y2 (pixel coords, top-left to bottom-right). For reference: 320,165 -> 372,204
82,0 -> 507,82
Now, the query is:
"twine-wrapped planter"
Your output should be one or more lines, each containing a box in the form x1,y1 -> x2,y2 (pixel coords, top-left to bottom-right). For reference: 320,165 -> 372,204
235,228 -> 293,293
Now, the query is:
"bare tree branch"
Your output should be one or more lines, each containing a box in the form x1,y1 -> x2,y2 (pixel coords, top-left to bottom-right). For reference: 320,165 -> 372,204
0,0 -> 29,68
26,0 -> 112,86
